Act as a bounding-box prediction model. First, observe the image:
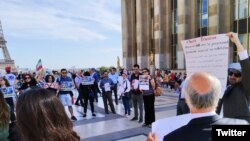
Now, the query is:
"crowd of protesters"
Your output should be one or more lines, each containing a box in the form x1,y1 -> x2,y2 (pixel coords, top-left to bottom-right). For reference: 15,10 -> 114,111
1,32 -> 250,141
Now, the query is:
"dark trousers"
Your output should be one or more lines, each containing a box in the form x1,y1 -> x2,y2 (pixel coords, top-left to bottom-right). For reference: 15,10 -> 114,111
102,92 -> 115,114
143,94 -> 155,125
75,89 -> 84,106
176,99 -> 190,115
132,93 -> 143,120
83,95 -> 95,113
122,96 -> 130,115
5,97 -> 16,122
111,84 -> 118,104
94,87 -> 98,102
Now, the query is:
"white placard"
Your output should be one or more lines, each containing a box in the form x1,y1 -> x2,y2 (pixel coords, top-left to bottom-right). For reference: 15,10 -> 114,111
81,76 -> 95,85
117,76 -> 124,96
152,114 -> 191,141
139,75 -> 150,90
60,81 -> 74,91
104,83 -> 111,92
1,86 -> 15,98
181,34 -> 229,97
132,79 -> 139,89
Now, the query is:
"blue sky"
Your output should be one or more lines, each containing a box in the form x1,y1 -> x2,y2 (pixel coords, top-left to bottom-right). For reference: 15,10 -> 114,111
0,0 -> 122,70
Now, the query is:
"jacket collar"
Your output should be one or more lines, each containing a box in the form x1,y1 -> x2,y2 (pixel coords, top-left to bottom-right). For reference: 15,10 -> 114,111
187,115 -> 221,125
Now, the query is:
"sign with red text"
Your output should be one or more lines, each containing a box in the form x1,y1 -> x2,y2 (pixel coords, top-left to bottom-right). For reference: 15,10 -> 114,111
181,34 -> 229,97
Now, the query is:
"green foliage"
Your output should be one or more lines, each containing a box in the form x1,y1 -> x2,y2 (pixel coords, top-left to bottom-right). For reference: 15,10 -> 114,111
98,66 -> 109,74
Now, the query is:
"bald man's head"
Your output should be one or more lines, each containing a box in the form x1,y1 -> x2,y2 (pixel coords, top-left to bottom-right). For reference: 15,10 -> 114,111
183,72 -> 221,112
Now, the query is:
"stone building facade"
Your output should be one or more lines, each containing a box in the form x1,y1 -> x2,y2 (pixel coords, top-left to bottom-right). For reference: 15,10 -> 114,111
122,0 -> 248,70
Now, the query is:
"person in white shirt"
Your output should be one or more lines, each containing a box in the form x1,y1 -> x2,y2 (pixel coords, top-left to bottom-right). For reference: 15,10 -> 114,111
118,71 -> 131,117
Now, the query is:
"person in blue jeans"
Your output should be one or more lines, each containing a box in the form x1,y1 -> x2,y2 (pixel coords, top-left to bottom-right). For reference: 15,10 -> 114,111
119,72 -> 131,117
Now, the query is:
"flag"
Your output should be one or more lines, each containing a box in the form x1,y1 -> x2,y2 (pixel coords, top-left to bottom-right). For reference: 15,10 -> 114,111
36,59 -> 43,72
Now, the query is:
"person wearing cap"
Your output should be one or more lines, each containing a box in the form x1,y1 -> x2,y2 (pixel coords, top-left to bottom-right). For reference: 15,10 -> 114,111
216,32 -> 250,123
4,66 -> 16,86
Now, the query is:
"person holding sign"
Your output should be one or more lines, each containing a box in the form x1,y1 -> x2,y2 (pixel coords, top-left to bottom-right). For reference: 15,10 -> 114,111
100,70 -> 116,114
57,69 -> 77,121
216,32 -> 250,123
140,68 -> 156,128
118,71 -> 131,117
79,71 -> 96,117
0,77 -> 16,123
130,64 -> 143,123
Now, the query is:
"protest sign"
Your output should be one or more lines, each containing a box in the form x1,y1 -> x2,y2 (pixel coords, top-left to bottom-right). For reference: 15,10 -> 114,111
139,75 -> 150,90
181,34 -> 229,97
1,86 -> 15,98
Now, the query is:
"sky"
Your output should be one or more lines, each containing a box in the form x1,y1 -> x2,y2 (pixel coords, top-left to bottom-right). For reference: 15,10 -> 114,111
0,0 -> 122,70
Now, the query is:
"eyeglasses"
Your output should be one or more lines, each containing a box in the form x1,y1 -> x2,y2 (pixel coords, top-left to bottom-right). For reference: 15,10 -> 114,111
229,71 -> 241,77
61,72 -> 67,74
25,77 -> 31,80
142,71 -> 147,73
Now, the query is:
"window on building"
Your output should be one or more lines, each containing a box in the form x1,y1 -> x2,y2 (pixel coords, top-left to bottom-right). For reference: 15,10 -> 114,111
235,0 -> 248,20
239,0 -> 248,19
202,0 -> 208,27
172,9 -> 178,34
171,0 -> 178,69
234,0 -> 250,58
198,0 -> 208,36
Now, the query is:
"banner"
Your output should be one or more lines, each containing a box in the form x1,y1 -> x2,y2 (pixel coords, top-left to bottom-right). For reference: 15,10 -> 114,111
81,76 -> 94,85
181,34 -> 229,97
1,86 -> 15,98
60,81 -> 74,91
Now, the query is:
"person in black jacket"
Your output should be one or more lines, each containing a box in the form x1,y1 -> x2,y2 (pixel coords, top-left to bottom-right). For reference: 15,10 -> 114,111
216,32 -> 250,123
79,71 -> 96,117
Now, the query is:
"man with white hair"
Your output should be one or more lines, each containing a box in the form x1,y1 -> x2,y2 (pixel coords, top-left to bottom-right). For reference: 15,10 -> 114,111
217,32 -> 250,123
147,72 -> 248,141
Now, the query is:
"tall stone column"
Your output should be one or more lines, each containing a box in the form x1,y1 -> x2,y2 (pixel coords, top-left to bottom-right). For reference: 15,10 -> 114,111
136,0 -> 152,69
208,0 -> 233,34
177,0 -> 189,69
208,0 -> 233,62
154,0 -> 170,69
121,0 -> 137,70
164,0 -> 172,70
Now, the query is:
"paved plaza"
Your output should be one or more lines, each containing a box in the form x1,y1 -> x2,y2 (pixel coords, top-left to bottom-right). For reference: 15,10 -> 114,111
67,88 -> 178,141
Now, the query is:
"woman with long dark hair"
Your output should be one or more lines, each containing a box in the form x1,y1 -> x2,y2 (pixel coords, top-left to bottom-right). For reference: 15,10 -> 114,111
0,77 -> 16,123
0,90 -> 10,141
141,68 -> 156,128
16,88 -> 80,141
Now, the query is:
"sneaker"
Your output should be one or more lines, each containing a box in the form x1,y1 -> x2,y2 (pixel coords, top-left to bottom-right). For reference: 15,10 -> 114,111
92,113 -> 96,117
148,124 -> 152,128
71,116 -> 77,121
130,117 -> 138,121
83,113 -> 87,117
138,119 -> 143,123
142,123 -> 148,127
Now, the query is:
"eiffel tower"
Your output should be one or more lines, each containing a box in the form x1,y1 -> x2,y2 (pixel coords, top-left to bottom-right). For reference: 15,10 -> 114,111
0,20 -> 16,72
